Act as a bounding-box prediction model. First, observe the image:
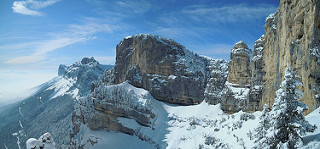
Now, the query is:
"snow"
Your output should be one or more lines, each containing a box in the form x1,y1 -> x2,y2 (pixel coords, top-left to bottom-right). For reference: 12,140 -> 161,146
225,81 -> 250,101
231,47 -> 252,56
302,107 -> 320,148
266,13 -> 275,21
123,34 -> 177,46
72,73 -> 320,149
76,83 -> 267,148
175,46 -> 208,77
46,77 -> 76,100
168,75 -> 177,80
12,132 -> 21,149
164,101 -> 261,149
19,120 -> 23,128
310,46 -> 320,63
18,107 -> 23,117
26,132 -> 55,149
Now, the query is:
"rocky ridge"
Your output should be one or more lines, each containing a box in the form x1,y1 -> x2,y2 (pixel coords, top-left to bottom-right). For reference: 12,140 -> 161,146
0,57 -> 109,149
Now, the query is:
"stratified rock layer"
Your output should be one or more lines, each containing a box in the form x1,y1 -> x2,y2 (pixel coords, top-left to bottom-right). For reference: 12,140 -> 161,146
262,0 -> 320,113
228,41 -> 252,86
248,35 -> 265,111
113,34 -> 210,105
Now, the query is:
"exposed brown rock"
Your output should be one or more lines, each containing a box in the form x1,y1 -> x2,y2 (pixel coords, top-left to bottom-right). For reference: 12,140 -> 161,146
113,34 -> 210,105
228,41 -> 252,86
262,0 -> 320,114
248,35 -> 265,112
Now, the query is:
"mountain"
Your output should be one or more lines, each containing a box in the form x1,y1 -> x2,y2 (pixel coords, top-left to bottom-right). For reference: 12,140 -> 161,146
0,57 -> 111,149
2,0 -> 320,148
69,34 -> 320,148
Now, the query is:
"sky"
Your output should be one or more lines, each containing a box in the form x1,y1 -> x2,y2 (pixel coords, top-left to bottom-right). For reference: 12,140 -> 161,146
0,0 -> 279,104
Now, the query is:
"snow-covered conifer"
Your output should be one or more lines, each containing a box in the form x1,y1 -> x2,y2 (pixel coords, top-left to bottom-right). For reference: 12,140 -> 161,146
255,67 -> 315,148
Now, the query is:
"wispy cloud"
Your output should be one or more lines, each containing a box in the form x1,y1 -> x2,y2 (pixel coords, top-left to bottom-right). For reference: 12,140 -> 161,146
5,18 -> 114,64
117,0 -> 151,14
12,0 -> 61,16
94,56 -> 115,65
182,4 -> 277,23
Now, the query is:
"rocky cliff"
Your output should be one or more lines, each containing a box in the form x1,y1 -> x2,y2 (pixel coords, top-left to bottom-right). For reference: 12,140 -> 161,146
215,0 -> 320,114
70,82 -> 168,148
228,41 -> 252,86
113,34 -> 210,105
262,0 -> 320,113
248,35 -> 265,111
204,59 -> 229,105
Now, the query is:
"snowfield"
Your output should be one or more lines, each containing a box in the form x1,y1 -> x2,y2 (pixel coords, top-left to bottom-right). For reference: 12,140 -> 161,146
71,82 -> 320,149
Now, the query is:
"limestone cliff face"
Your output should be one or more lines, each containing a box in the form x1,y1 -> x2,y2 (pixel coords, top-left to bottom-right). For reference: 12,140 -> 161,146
215,41 -> 252,113
262,0 -> 320,113
113,34 -> 210,105
228,41 -> 252,86
248,35 -> 265,111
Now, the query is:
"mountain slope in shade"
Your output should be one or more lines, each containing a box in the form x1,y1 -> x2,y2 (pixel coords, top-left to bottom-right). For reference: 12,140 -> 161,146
0,57 -> 111,149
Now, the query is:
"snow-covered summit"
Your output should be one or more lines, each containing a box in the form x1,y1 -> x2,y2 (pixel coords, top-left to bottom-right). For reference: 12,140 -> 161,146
231,41 -> 252,56
58,57 -> 106,79
56,57 -> 111,97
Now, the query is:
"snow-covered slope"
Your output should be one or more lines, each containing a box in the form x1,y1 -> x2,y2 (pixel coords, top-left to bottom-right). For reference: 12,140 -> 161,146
303,108 -> 320,148
71,81 -> 320,149
0,57 -> 110,149
71,81 -> 260,148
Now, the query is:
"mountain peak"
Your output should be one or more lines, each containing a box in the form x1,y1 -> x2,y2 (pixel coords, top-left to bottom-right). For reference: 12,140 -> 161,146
231,41 -> 252,56
81,57 -> 97,65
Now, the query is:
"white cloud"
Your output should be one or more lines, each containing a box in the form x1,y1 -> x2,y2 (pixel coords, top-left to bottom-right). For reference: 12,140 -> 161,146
117,0 -> 151,14
94,56 -> 115,65
182,4 -> 277,23
195,44 -> 234,56
0,69 -> 56,104
12,0 -> 61,16
5,19 -> 114,65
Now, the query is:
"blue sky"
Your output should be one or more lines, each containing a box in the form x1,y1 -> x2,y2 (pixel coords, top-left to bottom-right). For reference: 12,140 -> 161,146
0,0 -> 279,104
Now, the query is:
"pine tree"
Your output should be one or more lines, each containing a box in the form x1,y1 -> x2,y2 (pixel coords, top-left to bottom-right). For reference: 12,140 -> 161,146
255,67 -> 315,148
254,104 -> 272,148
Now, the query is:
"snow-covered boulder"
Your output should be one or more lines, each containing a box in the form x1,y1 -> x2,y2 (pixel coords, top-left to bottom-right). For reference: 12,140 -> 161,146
26,132 -> 55,149
57,57 -> 112,97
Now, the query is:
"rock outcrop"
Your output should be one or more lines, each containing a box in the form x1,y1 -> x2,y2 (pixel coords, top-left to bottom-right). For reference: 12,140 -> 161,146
262,0 -> 320,113
70,82 -> 167,148
113,34 -> 210,105
248,35 -> 265,111
204,59 -> 229,105
213,0 -> 320,114
216,41 -> 251,113
228,41 -> 252,86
